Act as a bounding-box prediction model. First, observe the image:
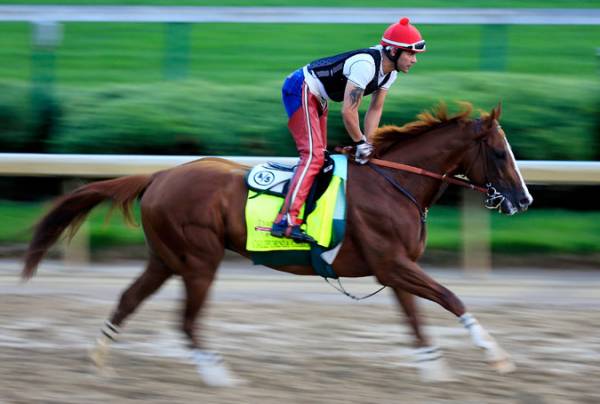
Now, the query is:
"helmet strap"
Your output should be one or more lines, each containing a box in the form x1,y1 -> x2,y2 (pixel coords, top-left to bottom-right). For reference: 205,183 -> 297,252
384,46 -> 403,70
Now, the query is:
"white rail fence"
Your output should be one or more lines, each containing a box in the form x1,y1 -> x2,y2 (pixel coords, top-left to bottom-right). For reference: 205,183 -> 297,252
2,154 -> 600,184
1,154 -> 599,273
1,6 -> 599,24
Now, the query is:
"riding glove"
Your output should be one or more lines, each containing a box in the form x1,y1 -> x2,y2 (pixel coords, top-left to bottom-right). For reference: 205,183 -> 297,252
354,136 -> 374,164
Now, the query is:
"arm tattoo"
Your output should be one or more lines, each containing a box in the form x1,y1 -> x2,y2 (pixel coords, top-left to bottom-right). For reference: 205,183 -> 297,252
349,87 -> 364,108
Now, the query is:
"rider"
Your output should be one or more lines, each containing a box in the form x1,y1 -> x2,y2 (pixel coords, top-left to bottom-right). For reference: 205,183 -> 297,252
271,17 -> 426,242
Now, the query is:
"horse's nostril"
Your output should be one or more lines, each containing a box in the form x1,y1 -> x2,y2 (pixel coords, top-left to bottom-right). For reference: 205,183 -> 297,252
519,197 -> 532,208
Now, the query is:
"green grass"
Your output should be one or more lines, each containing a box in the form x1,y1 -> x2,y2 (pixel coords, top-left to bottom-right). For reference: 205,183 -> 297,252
2,200 -> 599,255
427,206 -> 600,254
0,200 -> 145,246
1,22 -> 599,85
1,1 -> 599,7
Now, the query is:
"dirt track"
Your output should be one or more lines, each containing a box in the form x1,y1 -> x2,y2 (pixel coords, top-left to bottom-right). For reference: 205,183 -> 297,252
1,259 -> 599,404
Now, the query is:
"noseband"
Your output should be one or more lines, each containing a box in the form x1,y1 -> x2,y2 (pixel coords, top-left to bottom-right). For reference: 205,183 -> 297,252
469,118 -> 506,210
484,185 -> 505,210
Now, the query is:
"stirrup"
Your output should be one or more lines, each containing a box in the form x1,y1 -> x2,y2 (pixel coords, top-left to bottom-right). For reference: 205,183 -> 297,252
286,225 -> 315,244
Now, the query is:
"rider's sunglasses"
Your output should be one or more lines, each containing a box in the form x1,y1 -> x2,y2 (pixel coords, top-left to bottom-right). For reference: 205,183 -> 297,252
404,40 -> 426,51
383,38 -> 427,52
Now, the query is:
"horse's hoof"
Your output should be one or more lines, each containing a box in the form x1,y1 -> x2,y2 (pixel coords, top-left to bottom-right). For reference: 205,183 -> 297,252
91,364 -> 118,378
89,337 -> 111,368
89,348 -> 106,368
418,359 -> 458,383
197,363 -> 243,387
484,346 -> 516,374
193,350 -> 244,387
490,357 -> 517,374
414,346 -> 457,383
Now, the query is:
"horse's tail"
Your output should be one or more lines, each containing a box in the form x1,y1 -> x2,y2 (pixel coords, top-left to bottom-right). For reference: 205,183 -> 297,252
22,174 -> 154,280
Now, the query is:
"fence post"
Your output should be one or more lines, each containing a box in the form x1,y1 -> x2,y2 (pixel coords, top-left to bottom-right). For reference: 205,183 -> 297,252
31,21 -> 62,152
31,21 -> 61,82
31,21 -> 61,97
480,24 -> 508,72
164,22 -> 191,80
461,188 -> 492,276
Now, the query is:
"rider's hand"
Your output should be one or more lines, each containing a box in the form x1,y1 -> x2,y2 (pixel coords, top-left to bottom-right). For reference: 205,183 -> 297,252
354,136 -> 374,164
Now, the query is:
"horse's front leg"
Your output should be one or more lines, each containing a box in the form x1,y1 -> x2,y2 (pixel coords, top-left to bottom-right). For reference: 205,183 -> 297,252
376,256 -> 516,376
393,289 -> 455,382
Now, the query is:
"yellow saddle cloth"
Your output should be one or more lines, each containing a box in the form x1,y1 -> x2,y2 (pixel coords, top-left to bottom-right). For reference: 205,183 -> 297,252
245,175 -> 343,251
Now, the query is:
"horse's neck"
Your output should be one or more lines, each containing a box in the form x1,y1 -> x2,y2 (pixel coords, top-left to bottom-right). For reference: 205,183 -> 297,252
391,124 -> 471,169
380,125 -> 473,206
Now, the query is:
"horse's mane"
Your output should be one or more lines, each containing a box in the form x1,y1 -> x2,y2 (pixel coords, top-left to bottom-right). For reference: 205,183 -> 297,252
372,102 -> 477,156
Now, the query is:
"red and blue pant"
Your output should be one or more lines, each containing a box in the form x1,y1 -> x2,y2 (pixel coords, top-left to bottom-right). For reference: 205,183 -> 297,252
277,68 -> 328,226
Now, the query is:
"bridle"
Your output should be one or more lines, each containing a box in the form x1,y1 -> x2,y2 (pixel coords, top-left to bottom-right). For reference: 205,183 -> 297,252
465,118 -> 506,210
366,118 -> 506,212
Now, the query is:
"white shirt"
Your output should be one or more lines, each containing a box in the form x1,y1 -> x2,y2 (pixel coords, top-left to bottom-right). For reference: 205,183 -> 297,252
304,45 -> 397,101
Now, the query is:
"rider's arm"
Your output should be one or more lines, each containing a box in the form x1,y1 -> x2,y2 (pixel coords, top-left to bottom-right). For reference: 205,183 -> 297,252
342,81 -> 366,143
364,88 -> 388,141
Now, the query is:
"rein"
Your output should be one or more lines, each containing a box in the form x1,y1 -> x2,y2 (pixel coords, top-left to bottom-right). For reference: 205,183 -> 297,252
367,154 -> 505,211
369,158 -> 488,194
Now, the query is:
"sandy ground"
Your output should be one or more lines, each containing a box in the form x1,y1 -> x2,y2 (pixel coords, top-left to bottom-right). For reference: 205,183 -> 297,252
1,259 -> 599,404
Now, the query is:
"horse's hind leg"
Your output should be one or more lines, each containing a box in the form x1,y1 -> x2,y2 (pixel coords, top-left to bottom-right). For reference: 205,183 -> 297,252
376,256 -> 515,377
89,255 -> 172,369
179,252 -> 240,387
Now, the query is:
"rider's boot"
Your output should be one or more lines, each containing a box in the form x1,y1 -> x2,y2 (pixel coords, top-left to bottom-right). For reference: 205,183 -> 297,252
270,214 -> 289,238
271,215 -> 315,244
285,224 -> 315,244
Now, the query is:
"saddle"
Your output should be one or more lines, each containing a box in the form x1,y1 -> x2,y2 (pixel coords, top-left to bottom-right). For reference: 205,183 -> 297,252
243,154 -> 348,279
245,153 -> 334,220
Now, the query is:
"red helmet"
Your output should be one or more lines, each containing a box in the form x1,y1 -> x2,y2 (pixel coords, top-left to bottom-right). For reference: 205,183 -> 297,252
380,17 -> 426,52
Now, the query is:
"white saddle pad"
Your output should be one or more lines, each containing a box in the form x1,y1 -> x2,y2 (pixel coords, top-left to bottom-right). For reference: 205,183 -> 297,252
246,162 -> 297,195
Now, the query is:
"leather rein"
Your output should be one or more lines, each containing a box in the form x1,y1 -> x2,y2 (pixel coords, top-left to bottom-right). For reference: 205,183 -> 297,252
338,145 -> 487,194
339,115 -> 508,221
368,158 -> 488,194
361,128 -> 506,214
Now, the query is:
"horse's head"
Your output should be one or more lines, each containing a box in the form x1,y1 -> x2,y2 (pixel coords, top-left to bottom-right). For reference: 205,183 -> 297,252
461,103 -> 533,215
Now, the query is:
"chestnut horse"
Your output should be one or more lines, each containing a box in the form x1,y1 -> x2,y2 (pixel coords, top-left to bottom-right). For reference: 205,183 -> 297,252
22,102 -> 532,385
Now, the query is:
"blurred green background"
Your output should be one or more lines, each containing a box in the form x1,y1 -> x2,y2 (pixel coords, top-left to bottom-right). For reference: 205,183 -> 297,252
0,1 -> 599,264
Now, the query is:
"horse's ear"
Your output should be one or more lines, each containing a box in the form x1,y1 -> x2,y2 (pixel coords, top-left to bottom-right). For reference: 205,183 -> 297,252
490,101 -> 502,121
484,101 -> 502,130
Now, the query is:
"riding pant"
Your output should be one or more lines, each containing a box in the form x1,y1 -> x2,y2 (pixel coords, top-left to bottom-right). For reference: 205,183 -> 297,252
278,67 -> 328,226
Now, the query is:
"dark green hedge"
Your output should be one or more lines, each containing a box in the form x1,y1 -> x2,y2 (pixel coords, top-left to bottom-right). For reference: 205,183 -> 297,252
1,72 -> 598,159
0,82 -> 35,151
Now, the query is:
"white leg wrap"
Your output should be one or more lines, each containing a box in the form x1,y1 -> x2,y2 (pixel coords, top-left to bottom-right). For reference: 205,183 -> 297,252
414,346 -> 456,383
459,313 -> 516,373
89,321 -> 119,368
192,350 -> 240,387
460,313 -> 496,350
101,321 -> 120,341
